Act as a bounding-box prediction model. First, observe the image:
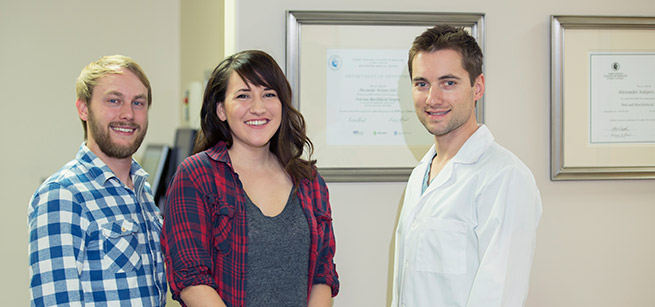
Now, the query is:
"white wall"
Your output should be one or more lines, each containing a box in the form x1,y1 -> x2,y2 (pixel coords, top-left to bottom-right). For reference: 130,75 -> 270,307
231,1 -> 655,306
181,0 -> 225,126
3,1 -> 654,306
0,1 -> 180,305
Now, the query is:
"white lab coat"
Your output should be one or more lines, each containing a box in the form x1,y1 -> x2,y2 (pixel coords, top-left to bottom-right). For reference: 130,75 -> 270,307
392,125 -> 542,307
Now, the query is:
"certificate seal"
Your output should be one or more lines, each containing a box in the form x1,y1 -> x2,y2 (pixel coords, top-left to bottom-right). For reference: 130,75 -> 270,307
328,55 -> 342,71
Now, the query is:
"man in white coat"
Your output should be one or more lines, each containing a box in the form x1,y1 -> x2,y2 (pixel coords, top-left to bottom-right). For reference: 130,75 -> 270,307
392,25 -> 542,307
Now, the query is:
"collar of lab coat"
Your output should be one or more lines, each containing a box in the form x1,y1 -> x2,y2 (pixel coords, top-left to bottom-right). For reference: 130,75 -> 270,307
415,124 -> 495,190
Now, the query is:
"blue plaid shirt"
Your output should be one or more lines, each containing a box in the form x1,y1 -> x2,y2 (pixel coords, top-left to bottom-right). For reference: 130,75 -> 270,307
28,144 -> 167,306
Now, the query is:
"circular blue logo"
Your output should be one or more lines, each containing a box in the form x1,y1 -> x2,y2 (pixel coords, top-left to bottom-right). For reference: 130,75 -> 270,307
328,55 -> 342,71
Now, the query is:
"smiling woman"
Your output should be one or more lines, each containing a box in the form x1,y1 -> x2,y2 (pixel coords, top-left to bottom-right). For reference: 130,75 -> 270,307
216,72 -> 282,152
161,50 -> 340,307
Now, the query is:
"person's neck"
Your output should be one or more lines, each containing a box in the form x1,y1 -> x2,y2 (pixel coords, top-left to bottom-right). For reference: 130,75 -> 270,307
227,143 -> 279,172
433,122 -> 479,165
87,144 -> 134,189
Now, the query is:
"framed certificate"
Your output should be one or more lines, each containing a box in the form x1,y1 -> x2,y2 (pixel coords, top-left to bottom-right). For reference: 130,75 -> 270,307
551,16 -> 655,180
286,11 -> 485,181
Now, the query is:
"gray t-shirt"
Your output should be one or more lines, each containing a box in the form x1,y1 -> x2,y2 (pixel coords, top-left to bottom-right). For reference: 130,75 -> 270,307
245,190 -> 310,306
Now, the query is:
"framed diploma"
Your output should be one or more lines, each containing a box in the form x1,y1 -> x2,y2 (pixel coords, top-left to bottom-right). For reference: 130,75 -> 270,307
551,16 -> 655,180
286,11 -> 485,181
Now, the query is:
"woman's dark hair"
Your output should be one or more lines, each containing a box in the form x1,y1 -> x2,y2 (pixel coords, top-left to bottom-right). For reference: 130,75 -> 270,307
194,50 -> 316,182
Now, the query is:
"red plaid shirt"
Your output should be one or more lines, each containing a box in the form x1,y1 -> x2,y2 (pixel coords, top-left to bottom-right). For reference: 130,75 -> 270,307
161,141 -> 339,306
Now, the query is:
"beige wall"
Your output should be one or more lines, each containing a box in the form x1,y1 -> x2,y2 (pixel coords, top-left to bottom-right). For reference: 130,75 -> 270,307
180,0 -> 225,126
3,0 -> 654,306
0,1 -> 180,305
229,1 -> 655,306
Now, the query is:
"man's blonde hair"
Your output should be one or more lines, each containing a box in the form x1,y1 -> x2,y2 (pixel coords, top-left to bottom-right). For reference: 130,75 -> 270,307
75,55 -> 151,139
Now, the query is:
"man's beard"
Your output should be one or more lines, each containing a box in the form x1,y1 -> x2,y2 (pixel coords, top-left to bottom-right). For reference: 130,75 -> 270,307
87,110 -> 147,159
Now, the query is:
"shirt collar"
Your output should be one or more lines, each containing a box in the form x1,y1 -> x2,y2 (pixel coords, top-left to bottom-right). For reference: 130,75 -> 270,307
451,124 -> 494,164
76,143 -> 147,186
417,124 -> 494,167
206,141 -> 232,164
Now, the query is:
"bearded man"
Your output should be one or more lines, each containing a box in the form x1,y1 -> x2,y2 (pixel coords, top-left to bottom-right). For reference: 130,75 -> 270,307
28,55 -> 166,306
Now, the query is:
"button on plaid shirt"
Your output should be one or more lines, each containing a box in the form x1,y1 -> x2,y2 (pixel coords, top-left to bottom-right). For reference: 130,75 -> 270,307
28,145 -> 166,306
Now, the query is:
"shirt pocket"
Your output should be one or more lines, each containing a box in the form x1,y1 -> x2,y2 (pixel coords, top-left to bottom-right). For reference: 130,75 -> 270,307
415,218 -> 467,275
211,195 -> 235,255
101,219 -> 144,273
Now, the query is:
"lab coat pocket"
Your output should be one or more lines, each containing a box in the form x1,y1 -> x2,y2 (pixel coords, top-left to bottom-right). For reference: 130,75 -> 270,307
415,218 -> 467,274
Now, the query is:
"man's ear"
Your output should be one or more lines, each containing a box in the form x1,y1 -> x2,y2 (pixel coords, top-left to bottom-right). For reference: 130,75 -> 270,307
473,74 -> 485,101
216,102 -> 227,121
76,99 -> 89,121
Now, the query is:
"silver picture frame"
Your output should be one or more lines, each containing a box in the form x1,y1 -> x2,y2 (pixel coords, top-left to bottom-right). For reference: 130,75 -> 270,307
286,11 -> 485,182
551,15 -> 655,180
